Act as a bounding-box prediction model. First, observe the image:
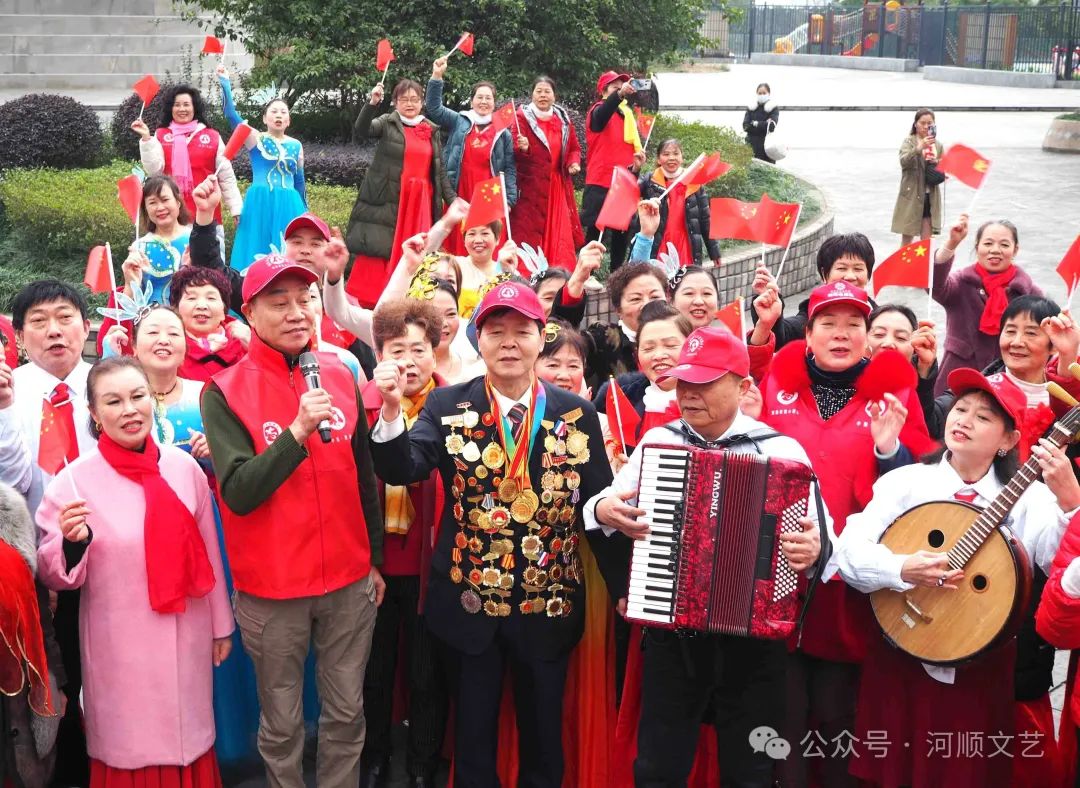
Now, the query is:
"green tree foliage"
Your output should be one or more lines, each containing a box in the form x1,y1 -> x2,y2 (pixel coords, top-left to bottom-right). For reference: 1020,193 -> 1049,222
178,0 -> 719,114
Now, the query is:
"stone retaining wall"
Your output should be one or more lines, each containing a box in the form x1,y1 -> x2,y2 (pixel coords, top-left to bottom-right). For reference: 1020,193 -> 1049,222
749,52 -> 919,73
584,204 -> 835,324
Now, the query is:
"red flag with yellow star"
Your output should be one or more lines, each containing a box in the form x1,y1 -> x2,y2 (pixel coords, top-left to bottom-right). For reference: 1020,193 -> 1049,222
1055,234 -> 1080,296
937,143 -> 991,189
634,108 -> 656,142
38,398 -> 77,476
714,297 -> 746,342
595,167 -> 641,232
463,176 -> 505,231
709,197 -> 759,242
491,101 -> 517,135
872,239 -> 933,295
749,194 -> 799,247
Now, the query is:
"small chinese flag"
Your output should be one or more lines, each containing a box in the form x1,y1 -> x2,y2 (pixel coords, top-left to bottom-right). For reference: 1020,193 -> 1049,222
84,245 -> 112,294
376,39 -> 395,72
872,240 -> 932,295
463,176 -> 506,231
937,143 -> 991,190
455,32 -> 475,56
595,168 -> 641,232
749,194 -> 799,247
132,74 -> 160,105
715,297 -> 746,341
606,377 -> 641,457
709,197 -> 759,242
684,152 -> 731,187
38,400 -> 77,477
635,110 -> 656,142
117,174 -> 143,224
491,101 -> 517,135
201,36 -> 225,55
1055,235 -> 1080,296
223,123 -> 254,160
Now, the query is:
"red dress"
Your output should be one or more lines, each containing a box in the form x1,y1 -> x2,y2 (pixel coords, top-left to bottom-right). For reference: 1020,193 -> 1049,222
537,115 -> 578,271
659,182 -> 694,267
852,637 -> 1019,788
90,748 -> 221,788
446,124 -> 498,256
347,124 -> 435,307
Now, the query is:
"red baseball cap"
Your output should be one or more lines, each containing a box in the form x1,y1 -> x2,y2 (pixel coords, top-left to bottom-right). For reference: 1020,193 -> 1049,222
284,212 -> 330,241
596,71 -> 632,94
473,282 -> 546,330
657,326 -> 750,385
806,280 -> 873,321
242,253 -> 319,304
947,368 -> 1027,426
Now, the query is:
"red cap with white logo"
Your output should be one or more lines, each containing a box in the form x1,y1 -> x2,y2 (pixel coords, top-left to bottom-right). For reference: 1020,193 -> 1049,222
242,253 -> 318,304
947,368 -> 1027,426
472,282 -> 547,330
806,280 -> 872,321
657,326 -> 750,385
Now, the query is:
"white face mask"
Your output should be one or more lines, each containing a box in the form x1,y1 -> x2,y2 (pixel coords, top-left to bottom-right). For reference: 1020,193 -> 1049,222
757,93 -> 770,104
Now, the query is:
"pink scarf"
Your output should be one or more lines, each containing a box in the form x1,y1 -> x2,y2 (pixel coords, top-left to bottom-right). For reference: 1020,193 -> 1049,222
168,120 -> 202,197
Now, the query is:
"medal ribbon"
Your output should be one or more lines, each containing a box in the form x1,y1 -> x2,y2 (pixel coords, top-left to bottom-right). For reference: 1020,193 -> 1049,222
486,377 -> 546,489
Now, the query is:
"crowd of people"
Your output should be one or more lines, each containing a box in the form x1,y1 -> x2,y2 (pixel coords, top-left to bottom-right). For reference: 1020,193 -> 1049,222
0,55 -> 1078,788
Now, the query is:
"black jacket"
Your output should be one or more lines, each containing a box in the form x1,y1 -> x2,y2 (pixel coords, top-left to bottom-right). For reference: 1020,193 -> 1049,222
368,377 -> 615,658
629,169 -> 721,265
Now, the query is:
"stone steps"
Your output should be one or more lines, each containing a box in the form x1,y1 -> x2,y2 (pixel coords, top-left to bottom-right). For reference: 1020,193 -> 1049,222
0,2 -> 249,95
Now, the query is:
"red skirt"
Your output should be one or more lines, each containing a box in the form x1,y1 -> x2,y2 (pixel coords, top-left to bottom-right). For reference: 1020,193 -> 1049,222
346,176 -> 434,308
851,636 -> 1017,788
90,748 -> 221,788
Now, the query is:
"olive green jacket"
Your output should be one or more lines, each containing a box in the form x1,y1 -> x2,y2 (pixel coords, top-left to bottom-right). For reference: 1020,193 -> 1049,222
891,134 -> 944,237
346,103 -> 457,260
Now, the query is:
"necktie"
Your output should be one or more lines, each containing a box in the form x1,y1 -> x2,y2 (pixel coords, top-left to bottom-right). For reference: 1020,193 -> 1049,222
507,403 -> 527,444
953,489 -> 978,504
39,382 -> 79,475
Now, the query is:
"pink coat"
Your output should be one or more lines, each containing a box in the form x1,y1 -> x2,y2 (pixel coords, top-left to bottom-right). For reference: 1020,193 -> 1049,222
35,446 -> 233,769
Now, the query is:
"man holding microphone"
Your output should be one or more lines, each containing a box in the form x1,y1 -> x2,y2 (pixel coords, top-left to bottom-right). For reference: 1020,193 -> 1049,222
201,254 -> 384,788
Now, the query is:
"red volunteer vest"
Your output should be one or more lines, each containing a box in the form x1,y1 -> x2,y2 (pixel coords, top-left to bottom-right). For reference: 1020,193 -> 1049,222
585,100 -> 636,187
760,344 -> 937,663
213,333 -> 371,599
155,126 -> 223,222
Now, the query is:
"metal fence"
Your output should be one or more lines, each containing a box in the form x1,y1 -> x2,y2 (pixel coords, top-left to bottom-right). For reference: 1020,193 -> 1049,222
699,2 -> 1080,80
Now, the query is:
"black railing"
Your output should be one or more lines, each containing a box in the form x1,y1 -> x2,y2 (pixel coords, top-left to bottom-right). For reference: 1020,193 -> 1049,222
699,1 -> 1080,80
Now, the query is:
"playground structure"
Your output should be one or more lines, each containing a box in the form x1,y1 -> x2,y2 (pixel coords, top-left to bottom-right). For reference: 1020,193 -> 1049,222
773,1 -> 921,60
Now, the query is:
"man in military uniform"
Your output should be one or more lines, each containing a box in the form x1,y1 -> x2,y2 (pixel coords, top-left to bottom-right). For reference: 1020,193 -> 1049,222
369,282 -> 613,788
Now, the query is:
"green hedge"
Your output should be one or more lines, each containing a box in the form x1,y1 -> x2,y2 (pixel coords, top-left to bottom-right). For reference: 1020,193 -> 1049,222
0,161 -> 356,308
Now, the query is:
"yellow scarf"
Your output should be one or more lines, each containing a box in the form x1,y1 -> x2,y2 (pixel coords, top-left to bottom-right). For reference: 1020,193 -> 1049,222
619,100 -> 642,153
383,378 -> 436,535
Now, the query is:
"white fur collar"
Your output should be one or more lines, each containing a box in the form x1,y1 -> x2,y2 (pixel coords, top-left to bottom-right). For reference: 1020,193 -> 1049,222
0,482 -> 36,574
748,99 -> 777,112
462,110 -> 492,126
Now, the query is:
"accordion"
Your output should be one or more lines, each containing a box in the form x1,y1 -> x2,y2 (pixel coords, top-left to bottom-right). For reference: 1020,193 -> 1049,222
627,442 -> 814,639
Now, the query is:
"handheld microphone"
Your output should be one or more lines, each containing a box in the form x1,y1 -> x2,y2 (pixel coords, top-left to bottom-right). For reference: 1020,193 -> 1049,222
298,351 -> 331,443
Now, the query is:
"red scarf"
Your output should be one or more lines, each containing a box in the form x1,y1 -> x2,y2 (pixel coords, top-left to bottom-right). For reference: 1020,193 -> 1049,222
97,433 -> 215,613
638,400 -> 682,440
975,264 -> 1018,335
0,541 -> 53,716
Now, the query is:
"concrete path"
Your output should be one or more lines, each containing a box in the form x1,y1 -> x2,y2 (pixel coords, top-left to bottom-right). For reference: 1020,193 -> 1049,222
658,63 -> 1080,320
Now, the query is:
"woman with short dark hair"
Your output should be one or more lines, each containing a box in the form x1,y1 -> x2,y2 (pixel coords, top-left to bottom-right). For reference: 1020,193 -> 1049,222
345,78 -> 457,308
425,56 -> 517,256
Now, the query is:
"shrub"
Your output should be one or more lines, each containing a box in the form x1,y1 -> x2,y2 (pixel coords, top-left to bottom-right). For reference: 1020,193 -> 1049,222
231,142 -> 373,188
110,86 -> 230,162
0,94 -> 106,171
0,161 -> 357,260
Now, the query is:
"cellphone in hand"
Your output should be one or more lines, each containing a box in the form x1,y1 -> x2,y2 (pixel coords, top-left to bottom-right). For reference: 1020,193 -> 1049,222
928,123 -> 937,138
630,77 -> 649,91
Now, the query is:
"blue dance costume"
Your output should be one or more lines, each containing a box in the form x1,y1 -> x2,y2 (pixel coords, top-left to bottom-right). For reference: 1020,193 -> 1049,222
138,230 -> 191,304
220,76 -> 307,272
